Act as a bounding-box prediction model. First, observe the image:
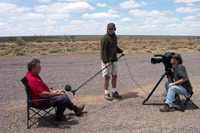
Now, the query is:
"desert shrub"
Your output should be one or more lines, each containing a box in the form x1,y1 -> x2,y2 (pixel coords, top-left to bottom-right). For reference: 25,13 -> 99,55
0,50 -> 9,56
48,49 -> 58,53
40,51 -> 48,55
146,50 -> 152,53
67,47 -> 76,51
37,40 -> 42,43
188,42 -> 194,46
149,46 -> 156,50
187,46 -> 194,49
167,46 -> 178,50
132,46 -> 138,51
14,50 -> 26,56
196,46 -> 200,51
15,37 -> 26,46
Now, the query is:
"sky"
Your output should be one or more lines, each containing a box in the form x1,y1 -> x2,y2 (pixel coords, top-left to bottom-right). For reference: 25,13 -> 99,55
0,0 -> 200,36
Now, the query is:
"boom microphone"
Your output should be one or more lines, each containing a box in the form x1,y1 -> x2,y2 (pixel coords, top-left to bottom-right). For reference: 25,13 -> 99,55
65,84 -> 72,91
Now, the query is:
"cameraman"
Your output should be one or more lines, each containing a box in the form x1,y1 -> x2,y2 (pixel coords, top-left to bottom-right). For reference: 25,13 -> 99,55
160,54 -> 193,112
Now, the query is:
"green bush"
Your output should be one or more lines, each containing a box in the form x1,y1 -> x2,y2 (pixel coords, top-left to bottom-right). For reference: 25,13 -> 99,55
15,37 -> 26,46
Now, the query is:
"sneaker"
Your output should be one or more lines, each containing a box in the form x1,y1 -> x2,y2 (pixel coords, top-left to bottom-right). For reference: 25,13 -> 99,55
75,104 -> 85,116
104,94 -> 113,101
55,115 -> 70,121
160,104 -> 175,112
112,91 -> 122,99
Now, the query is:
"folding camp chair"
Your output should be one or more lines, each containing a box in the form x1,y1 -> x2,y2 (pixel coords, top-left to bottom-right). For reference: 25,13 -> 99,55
175,92 -> 199,112
21,77 -> 58,129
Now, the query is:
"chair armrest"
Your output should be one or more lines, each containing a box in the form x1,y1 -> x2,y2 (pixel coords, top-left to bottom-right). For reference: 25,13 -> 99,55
27,98 -> 55,102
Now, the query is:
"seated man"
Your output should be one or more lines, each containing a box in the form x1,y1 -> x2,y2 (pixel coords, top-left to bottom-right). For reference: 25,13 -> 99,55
26,58 -> 85,121
160,53 -> 193,112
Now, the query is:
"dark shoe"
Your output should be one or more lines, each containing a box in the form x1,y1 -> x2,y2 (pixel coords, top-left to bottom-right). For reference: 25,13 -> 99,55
112,91 -> 122,99
55,115 -> 70,121
104,94 -> 113,101
160,104 -> 175,112
75,104 -> 85,116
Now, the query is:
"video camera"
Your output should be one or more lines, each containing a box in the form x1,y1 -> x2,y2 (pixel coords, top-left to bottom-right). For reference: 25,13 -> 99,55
151,52 -> 175,69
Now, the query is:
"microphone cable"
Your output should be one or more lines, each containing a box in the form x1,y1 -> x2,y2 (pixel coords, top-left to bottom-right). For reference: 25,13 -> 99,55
123,56 -> 149,95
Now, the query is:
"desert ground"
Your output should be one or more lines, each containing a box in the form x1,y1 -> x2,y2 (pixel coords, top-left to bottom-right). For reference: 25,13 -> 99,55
0,53 -> 200,133
0,35 -> 200,132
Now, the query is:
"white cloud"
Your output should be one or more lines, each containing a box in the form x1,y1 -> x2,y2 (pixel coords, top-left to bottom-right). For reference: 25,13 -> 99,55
8,17 -> 17,22
129,10 -> 164,17
21,13 -> 46,20
46,14 -> 71,19
0,3 -> 31,12
120,18 -> 131,22
37,0 -> 51,2
0,22 -> 7,26
174,0 -> 200,6
174,0 -> 200,3
108,9 -> 118,14
183,15 -> 196,20
119,0 -> 147,9
39,19 -> 58,25
97,3 -> 107,7
34,2 -> 95,13
175,7 -> 200,13
81,12 -> 120,19
8,13 -> 70,21
163,10 -> 173,14
143,16 -> 180,24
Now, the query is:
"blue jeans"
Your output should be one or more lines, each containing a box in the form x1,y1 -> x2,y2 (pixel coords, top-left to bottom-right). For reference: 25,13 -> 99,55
165,82 -> 189,107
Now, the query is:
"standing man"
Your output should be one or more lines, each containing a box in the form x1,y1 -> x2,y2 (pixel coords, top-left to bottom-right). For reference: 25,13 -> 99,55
160,54 -> 193,112
101,23 -> 125,101
26,58 -> 85,121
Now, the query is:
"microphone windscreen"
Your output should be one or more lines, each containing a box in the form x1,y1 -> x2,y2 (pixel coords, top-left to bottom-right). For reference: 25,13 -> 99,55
65,84 -> 71,91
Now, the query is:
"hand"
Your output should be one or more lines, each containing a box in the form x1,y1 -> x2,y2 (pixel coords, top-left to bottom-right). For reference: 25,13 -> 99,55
168,83 -> 175,88
122,51 -> 125,56
105,63 -> 109,68
53,90 -> 66,95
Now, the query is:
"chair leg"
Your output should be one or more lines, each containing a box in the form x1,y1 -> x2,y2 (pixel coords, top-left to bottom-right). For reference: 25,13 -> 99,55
27,106 -> 30,129
27,107 -> 58,129
175,94 -> 184,112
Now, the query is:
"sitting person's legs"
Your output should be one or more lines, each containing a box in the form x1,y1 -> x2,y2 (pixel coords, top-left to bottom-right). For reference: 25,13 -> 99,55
165,85 -> 189,107
36,95 -> 84,120
161,84 -> 190,112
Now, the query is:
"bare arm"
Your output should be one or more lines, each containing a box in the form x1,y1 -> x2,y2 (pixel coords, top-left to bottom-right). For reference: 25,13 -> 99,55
38,90 -> 66,99
169,78 -> 188,88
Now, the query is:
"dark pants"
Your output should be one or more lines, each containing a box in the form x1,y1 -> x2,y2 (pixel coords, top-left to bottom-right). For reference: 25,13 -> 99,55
36,95 -> 75,117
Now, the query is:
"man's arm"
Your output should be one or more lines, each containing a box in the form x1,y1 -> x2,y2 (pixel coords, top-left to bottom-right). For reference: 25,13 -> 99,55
169,78 -> 188,88
38,90 -> 66,98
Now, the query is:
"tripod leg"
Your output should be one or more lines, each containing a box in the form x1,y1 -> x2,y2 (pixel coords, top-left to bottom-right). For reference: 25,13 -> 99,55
143,72 -> 166,105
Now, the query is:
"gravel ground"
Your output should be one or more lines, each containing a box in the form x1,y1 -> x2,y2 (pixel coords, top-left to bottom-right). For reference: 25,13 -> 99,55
0,53 -> 200,133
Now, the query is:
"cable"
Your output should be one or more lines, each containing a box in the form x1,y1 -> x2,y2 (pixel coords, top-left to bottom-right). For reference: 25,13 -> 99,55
123,56 -> 149,95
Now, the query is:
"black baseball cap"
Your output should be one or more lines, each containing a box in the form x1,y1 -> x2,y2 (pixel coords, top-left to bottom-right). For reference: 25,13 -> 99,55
107,23 -> 116,29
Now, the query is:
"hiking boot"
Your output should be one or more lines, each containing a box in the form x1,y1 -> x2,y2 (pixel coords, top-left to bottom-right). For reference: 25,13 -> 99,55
112,91 -> 122,99
55,115 -> 70,121
160,104 -> 175,112
75,104 -> 85,116
104,94 -> 113,101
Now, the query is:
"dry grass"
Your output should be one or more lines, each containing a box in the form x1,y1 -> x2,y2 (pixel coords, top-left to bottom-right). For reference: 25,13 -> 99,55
0,35 -> 199,57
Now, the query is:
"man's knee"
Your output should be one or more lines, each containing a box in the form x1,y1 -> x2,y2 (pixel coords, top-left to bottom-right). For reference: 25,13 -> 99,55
105,76 -> 110,80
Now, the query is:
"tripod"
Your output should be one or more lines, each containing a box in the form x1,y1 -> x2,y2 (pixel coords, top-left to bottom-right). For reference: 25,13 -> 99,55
143,67 -> 174,105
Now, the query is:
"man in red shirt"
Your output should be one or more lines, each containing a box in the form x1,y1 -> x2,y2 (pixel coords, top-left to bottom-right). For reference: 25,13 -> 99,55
26,58 -> 84,121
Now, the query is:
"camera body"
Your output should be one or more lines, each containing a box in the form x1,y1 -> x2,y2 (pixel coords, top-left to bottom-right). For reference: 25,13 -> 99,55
151,52 -> 175,69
